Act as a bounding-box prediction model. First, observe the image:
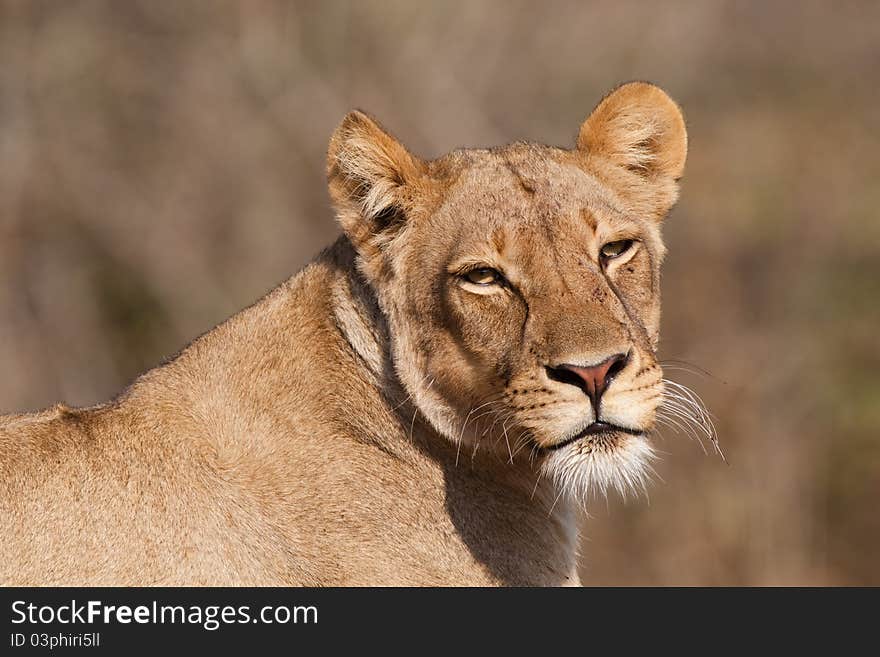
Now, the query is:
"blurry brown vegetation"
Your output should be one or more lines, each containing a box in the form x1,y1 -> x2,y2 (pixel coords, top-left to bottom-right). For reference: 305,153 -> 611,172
1,1 -> 877,585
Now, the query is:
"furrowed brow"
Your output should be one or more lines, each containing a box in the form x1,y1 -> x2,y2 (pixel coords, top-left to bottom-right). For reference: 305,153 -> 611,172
580,208 -> 598,232
583,202 -> 643,235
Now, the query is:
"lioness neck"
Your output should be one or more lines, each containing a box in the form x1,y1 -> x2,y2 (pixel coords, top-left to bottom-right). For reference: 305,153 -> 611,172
178,236 -> 579,584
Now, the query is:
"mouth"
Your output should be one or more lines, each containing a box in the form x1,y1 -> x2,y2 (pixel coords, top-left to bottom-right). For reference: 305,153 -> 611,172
545,421 -> 645,452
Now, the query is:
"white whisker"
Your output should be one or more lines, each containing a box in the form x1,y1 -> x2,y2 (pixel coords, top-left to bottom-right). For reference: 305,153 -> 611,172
658,377 -> 722,460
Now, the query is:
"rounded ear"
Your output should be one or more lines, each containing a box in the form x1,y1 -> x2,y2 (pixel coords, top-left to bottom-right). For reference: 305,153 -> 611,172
577,82 -> 688,219
578,81 -> 687,179
327,110 -> 425,251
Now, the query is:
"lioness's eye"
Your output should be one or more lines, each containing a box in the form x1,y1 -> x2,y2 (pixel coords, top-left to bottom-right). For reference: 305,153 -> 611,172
600,239 -> 634,260
463,268 -> 502,286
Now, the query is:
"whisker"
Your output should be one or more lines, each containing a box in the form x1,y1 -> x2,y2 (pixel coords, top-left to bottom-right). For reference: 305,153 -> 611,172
659,400 -> 707,437
663,381 -> 719,448
654,413 -> 702,447
658,412 -> 707,454
408,376 -> 434,443
530,470 -> 543,500
501,418 -> 514,463
657,376 -> 723,461
388,370 -> 432,412
659,358 -> 720,381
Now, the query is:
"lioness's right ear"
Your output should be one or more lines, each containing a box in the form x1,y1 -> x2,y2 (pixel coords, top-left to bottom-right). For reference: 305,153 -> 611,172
577,82 -> 688,220
327,111 -> 426,252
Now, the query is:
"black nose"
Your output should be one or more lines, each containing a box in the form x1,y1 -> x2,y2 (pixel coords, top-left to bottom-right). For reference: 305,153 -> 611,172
545,352 -> 630,410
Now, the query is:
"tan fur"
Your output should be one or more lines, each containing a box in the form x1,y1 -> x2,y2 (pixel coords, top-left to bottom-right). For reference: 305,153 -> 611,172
0,82 -> 687,586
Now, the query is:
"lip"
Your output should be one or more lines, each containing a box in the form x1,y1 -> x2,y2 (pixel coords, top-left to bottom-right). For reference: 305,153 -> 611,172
545,421 -> 644,452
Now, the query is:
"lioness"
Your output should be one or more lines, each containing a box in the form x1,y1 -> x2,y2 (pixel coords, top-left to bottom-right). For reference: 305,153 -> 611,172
1,82 -> 688,586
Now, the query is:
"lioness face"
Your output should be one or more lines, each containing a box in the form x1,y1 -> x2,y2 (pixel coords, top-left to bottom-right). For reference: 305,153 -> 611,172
328,83 -> 688,500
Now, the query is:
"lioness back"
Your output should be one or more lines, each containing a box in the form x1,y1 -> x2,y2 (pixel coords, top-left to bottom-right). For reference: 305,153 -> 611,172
2,246 -> 572,585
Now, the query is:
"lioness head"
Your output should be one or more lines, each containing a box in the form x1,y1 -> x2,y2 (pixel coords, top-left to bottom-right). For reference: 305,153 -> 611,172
327,82 -> 687,502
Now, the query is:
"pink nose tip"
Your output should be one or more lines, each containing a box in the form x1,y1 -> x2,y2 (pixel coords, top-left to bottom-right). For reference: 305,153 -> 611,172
546,353 -> 629,409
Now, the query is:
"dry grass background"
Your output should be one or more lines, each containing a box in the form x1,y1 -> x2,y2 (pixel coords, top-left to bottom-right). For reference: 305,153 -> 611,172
1,1 -> 878,585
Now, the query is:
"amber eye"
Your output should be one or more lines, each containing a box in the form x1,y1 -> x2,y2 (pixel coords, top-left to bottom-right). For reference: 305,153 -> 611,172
600,239 -> 634,261
462,268 -> 503,286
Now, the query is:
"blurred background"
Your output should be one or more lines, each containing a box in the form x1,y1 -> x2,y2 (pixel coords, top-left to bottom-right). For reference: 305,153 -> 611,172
1,1 -> 877,585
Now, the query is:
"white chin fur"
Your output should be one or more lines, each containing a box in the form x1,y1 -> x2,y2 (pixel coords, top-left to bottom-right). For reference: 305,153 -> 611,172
541,433 -> 656,505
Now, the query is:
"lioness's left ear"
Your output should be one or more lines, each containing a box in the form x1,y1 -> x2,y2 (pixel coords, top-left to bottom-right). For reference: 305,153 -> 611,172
577,82 -> 687,219
327,110 -> 426,252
